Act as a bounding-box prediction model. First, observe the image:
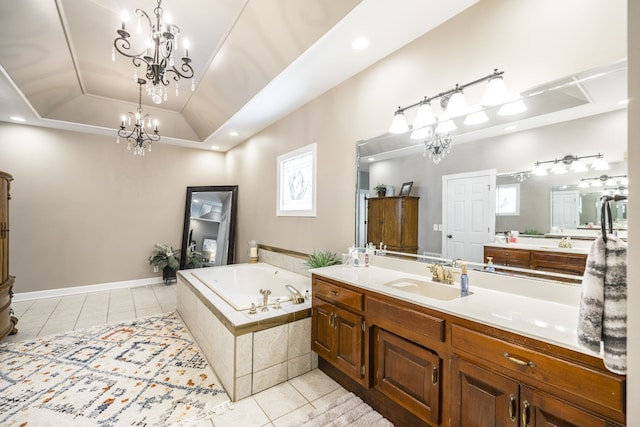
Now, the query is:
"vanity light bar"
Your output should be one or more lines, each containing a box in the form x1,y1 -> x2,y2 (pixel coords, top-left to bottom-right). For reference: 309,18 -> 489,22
532,153 -> 609,175
389,69 -> 512,134
579,174 -> 627,188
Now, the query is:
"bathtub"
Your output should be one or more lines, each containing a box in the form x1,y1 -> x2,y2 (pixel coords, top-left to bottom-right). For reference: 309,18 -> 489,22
191,262 -> 311,310
176,261 -> 315,401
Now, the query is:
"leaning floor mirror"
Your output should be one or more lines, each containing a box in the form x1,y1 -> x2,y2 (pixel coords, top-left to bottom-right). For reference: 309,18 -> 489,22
180,185 -> 238,269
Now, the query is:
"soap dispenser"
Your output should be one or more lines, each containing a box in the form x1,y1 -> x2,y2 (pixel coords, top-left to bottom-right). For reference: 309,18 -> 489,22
460,263 -> 470,297
485,256 -> 495,272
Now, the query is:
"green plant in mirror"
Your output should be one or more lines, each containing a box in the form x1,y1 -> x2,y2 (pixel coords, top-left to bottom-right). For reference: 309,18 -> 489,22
185,248 -> 203,268
148,243 -> 180,270
304,250 -> 340,268
523,229 -> 543,235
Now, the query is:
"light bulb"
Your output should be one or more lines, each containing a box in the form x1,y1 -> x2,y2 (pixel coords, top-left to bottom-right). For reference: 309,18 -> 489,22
532,164 -> 548,176
389,110 -> 409,134
463,106 -> 488,125
481,76 -> 509,106
446,90 -> 468,117
498,94 -> 527,116
435,119 -> 456,134
410,126 -> 432,140
413,102 -> 436,128
570,160 -> 587,172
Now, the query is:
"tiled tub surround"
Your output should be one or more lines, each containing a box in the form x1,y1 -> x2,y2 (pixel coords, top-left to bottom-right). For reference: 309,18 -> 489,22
177,264 -> 316,401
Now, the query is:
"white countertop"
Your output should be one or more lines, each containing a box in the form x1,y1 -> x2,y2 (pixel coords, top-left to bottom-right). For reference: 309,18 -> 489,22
311,259 -> 600,359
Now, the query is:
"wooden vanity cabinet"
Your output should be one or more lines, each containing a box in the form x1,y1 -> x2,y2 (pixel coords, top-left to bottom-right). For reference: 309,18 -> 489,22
484,246 -> 531,269
312,278 -> 367,386
450,356 -> 618,427
529,251 -> 587,276
311,273 -> 626,427
483,246 -> 588,281
367,196 -> 419,253
450,323 -> 625,426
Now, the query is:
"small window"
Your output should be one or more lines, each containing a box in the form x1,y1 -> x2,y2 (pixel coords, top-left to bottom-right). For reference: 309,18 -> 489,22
496,183 -> 520,216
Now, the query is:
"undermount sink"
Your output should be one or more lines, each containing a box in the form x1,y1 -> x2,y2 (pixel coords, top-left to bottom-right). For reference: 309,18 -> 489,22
384,278 -> 466,301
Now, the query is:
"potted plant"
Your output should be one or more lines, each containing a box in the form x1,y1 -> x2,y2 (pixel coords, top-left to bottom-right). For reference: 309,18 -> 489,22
185,247 -> 203,268
304,250 -> 341,269
374,183 -> 387,197
148,243 -> 180,284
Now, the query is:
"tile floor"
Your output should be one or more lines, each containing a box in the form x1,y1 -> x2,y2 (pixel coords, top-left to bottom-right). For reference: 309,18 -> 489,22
4,283 -> 351,427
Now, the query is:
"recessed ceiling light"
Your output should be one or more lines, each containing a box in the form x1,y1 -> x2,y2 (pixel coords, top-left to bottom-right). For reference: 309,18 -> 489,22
617,99 -> 629,105
211,145 -> 220,150
229,131 -> 239,136
351,37 -> 369,50
368,157 -> 375,162
504,125 -> 516,131
9,116 -> 26,122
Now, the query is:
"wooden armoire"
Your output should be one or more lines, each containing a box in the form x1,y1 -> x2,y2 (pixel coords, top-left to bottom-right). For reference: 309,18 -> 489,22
0,171 -> 18,340
366,196 -> 419,254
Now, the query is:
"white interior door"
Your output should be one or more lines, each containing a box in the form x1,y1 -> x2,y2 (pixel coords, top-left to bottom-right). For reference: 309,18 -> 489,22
442,169 -> 496,263
551,190 -> 580,230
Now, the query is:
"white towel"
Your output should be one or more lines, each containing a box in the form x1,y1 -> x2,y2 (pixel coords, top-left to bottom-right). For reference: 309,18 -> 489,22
577,235 -> 627,374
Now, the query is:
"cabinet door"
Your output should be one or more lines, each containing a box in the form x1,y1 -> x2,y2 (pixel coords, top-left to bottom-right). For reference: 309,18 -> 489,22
450,356 -> 519,427
380,198 -> 403,248
520,386 -> 618,427
375,328 -> 441,425
367,198 -> 383,245
311,297 -> 334,360
333,305 -> 364,382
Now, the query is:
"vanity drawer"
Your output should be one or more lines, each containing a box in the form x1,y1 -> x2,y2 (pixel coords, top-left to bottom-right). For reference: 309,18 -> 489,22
484,246 -> 530,267
313,278 -> 363,311
451,324 -> 625,415
368,296 -> 445,343
530,250 -> 587,276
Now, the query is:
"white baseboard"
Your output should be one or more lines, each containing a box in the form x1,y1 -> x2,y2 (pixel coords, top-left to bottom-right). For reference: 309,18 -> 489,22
13,277 -> 165,302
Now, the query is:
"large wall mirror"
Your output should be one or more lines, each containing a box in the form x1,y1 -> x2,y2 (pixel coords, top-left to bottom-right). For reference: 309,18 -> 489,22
356,60 -> 627,280
180,185 -> 238,269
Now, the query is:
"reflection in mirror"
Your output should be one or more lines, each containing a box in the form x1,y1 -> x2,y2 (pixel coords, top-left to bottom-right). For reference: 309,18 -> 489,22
355,60 -> 627,281
180,186 -> 238,269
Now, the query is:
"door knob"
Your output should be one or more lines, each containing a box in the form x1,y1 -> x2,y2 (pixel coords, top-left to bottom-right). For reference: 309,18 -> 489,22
447,234 -> 453,238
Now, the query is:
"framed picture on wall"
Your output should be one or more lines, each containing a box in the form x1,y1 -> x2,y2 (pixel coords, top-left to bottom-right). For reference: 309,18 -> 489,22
399,181 -> 413,196
276,143 -> 317,216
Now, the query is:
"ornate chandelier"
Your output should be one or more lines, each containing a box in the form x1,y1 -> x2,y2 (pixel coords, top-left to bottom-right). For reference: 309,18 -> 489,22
117,79 -> 160,156
112,0 -> 194,104
423,130 -> 452,164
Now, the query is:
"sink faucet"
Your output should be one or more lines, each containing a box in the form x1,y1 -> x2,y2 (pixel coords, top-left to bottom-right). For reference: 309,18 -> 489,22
285,284 -> 305,304
259,289 -> 271,311
429,263 -> 454,285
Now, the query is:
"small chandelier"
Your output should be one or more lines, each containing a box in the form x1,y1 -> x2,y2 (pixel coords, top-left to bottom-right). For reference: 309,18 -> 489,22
117,79 -> 160,156
423,129 -> 452,164
112,0 -> 194,104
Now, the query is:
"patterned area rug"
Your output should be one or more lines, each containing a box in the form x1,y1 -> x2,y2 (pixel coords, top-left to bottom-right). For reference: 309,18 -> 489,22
0,312 -> 230,426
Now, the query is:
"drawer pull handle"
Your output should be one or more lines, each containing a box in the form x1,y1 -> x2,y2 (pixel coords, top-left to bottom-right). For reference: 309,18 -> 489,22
508,393 -> 517,421
329,313 -> 334,328
431,366 -> 438,385
522,400 -> 530,427
330,290 -> 340,296
504,352 -> 536,368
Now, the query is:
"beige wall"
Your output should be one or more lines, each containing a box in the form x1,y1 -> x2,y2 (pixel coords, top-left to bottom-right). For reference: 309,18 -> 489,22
228,0 -> 626,259
0,123 -> 226,291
